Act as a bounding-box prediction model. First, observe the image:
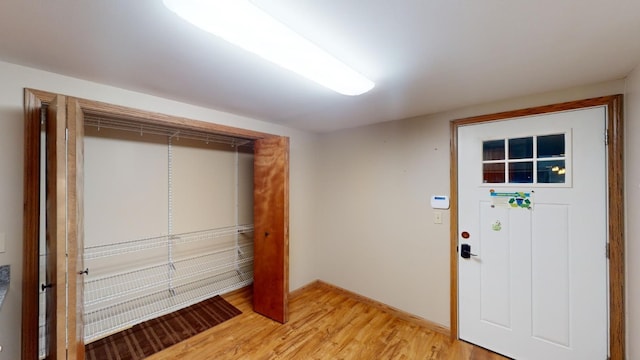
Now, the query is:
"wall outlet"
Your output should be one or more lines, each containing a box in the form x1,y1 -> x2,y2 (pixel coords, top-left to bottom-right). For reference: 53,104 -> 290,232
433,211 -> 443,224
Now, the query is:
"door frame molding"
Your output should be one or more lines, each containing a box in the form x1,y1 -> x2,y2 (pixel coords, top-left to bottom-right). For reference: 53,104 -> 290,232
449,95 -> 625,359
22,88 -> 290,359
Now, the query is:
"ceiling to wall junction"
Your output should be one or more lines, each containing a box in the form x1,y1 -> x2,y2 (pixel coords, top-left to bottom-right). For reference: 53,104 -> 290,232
1,0 -> 639,132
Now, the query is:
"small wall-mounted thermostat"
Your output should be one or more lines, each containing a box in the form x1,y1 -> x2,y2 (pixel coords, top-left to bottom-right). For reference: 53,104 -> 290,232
430,195 -> 450,210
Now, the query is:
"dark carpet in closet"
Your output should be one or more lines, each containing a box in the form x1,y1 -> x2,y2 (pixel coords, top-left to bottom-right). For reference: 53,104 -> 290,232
85,295 -> 241,360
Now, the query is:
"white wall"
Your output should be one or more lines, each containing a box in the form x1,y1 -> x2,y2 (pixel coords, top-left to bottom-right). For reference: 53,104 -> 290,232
314,79 -> 626,328
0,60 -> 319,360
624,63 -> 640,360
84,128 -> 169,250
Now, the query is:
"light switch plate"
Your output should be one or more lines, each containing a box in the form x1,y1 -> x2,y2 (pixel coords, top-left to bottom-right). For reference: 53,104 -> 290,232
433,211 -> 443,224
0,233 -> 5,253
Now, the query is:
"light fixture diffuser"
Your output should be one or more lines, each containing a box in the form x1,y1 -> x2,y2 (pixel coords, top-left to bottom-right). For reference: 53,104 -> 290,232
163,0 -> 375,96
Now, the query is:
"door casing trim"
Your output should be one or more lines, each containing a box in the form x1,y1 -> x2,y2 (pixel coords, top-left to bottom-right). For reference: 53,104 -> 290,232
449,95 -> 625,359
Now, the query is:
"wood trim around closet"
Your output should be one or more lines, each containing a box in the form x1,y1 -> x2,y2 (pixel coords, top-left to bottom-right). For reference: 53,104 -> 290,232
25,88 -> 275,140
21,90 -> 43,360
448,95 -> 625,359
22,88 -> 290,359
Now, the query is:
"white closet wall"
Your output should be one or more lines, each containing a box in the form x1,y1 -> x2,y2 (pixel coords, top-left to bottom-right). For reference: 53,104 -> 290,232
82,126 -> 254,342
172,138 -> 253,232
84,128 -> 169,276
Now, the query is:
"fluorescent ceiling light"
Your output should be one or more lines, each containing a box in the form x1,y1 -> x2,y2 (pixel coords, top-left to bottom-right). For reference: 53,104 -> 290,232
163,0 -> 375,96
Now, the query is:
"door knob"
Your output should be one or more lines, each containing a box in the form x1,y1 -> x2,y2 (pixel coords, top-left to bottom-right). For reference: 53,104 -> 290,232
460,244 -> 477,259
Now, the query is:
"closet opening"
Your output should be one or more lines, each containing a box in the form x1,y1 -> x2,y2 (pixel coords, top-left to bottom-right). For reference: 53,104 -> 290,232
22,89 -> 289,360
81,114 -> 256,344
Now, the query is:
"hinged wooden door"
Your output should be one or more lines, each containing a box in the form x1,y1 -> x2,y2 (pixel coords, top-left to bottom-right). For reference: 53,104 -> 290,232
45,95 -> 67,360
253,136 -> 289,323
67,98 -> 85,360
44,96 -> 85,360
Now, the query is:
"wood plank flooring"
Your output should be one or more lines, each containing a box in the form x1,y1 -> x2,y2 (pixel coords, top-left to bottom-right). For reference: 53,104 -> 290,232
148,281 -> 508,359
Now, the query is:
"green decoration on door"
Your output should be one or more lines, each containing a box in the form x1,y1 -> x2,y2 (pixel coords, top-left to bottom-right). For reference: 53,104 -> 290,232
507,192 -> 531,209
492,220 -> 502,231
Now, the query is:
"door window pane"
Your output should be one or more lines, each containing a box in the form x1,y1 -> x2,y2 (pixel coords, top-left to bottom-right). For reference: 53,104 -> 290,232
537,134 -> 565,158
483,140 -> 505,160
480,132 -> 569,186
537,160 -> 566,183
509,162 -> 533,183
508,137 -> 533,159
483,163 -> 505,183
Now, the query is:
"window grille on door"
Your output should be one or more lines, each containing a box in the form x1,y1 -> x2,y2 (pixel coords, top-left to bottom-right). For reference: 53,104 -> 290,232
481,132 -> 570,186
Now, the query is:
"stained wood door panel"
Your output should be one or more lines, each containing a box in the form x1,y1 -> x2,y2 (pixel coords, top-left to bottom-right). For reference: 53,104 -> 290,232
22,88 -> 43,360
44,96 -> 86,360
67,98 -> 85,360
253,136 -> 290,323
45,95 -> 67,360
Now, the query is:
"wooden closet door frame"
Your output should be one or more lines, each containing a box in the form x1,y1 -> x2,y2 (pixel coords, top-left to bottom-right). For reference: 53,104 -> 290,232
22,88 -> 290,359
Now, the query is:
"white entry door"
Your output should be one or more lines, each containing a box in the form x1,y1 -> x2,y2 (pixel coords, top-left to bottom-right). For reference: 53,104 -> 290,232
458,107 -> 608,360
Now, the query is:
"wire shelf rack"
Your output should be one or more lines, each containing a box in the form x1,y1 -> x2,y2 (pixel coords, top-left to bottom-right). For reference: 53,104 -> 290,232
84,242 -> 253,306
84,224 -> 254,260
82,224 -> 254,343
84,268 -> 253,343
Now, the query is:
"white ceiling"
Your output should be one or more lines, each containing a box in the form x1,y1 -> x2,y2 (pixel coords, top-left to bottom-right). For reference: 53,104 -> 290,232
1,1 -> 639,132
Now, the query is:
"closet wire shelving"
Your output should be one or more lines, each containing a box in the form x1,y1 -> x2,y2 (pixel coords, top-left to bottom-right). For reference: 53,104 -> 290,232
79,116 -> 256,343
83,224 -> 254,342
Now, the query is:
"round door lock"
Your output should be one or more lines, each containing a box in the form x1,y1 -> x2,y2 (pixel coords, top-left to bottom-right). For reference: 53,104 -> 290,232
461,231 -> 470,239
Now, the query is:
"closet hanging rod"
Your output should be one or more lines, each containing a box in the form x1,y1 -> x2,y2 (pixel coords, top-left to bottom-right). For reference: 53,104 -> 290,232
84,115 -> 253,147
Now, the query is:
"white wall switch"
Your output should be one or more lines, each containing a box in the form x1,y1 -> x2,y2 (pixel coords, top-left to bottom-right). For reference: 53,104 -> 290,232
433,211 -> 443,224
0,233 -> 5,253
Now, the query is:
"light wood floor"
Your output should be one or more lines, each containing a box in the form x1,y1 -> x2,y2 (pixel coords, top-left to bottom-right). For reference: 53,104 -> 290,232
149,281 -> 508,359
